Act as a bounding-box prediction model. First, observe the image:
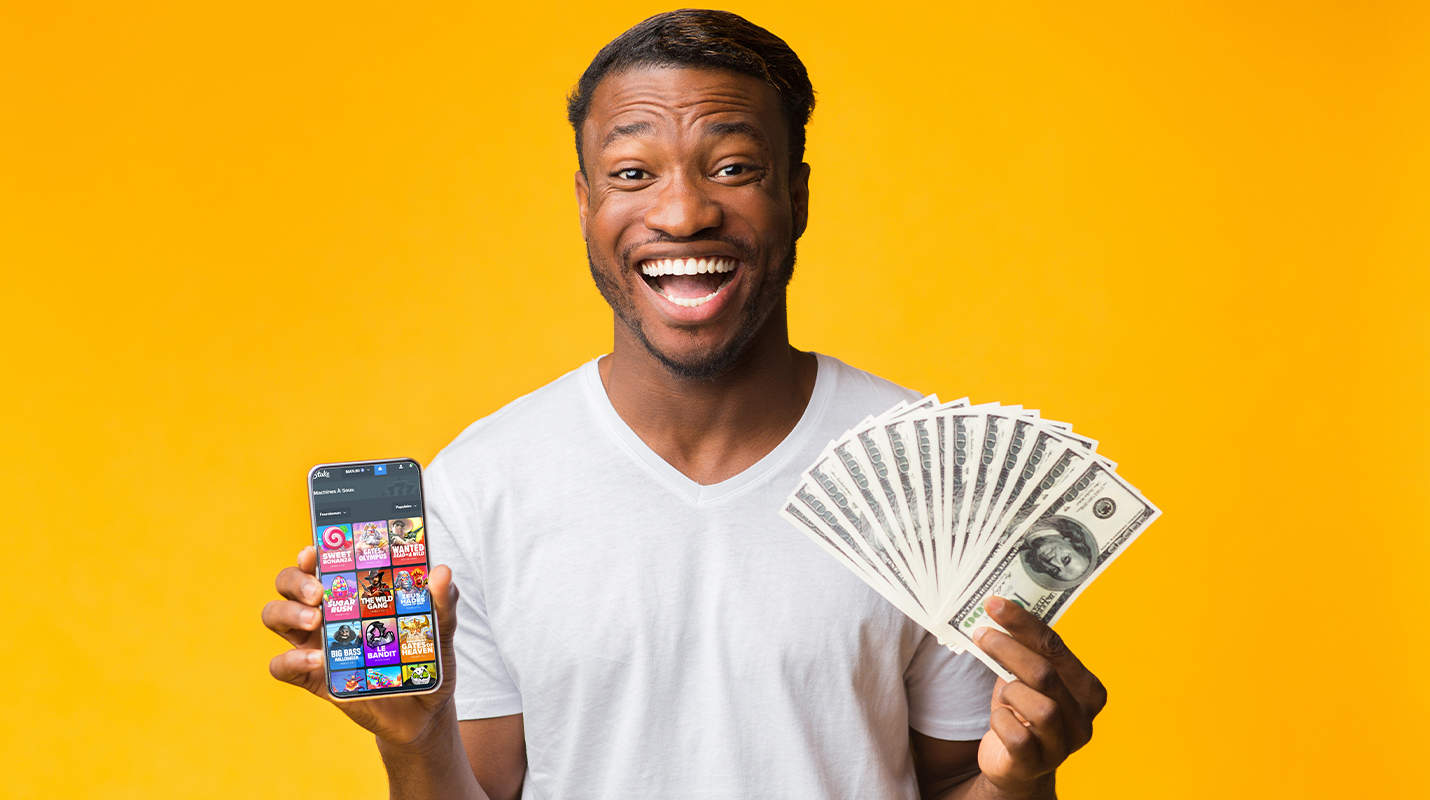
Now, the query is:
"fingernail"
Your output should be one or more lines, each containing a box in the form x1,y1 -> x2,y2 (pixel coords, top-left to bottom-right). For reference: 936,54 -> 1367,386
306,582 -> 321,602
972,627 -> 989,644
307,650 -> 322,666
302,609 -> 318,626
986,595 -> 1007,614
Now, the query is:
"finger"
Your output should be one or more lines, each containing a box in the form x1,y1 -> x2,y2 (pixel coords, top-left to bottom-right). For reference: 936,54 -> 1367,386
268,647 -> 325,694
973,626 -> 1073,704
989,705 -> 1045,778
999,680 -> 1068,761
261,598 -> 322,644
984,596 -> 1105,714
985,596 -> 1086,676
297,545 -> 317,571
276,564 -> 323,605
428,564 -> 460,668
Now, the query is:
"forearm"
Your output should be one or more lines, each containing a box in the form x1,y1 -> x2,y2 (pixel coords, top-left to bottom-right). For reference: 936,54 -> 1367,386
935,772 -> 1055,800
378,704 -> 489,800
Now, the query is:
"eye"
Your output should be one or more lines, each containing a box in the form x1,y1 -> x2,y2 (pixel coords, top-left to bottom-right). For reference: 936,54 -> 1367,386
715,163 -> 750,178
612,168 -> 649,181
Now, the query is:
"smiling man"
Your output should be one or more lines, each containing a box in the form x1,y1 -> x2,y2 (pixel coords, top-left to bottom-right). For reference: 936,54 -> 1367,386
263,10 -> 1106,799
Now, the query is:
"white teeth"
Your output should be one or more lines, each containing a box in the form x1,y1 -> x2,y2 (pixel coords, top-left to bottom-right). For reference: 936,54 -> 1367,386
639,257 -> 737,276
666,285 -> 726,307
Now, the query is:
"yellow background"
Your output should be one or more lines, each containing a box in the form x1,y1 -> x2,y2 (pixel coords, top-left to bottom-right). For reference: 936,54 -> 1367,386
5,1 -> 1426,797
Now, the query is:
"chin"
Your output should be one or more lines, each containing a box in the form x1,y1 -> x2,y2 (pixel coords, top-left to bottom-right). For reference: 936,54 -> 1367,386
639,329 -> 757,381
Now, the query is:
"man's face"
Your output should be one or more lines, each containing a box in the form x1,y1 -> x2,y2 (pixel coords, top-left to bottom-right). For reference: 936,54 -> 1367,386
1034,538 -> 1091,581
575,65 -> 810,378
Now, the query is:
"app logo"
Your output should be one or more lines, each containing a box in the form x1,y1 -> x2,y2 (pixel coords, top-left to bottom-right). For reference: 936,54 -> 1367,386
403,663 -> 436,688
365,666 -> 403,690
317,523 -> 354,571
388,517 -> 425,566
394,566 -> 430,614
358,568 -> 395,618
354,520 -> 391,569
331,669 -> 365,695
321,572 -> 359,621
399,614 -> 435,663
362,618 -> 401,666
325,622 -> 364,669
374,464 -> 387,476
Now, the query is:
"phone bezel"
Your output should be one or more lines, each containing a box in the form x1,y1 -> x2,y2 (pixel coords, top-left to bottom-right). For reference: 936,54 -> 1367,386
307,458 -> 444,702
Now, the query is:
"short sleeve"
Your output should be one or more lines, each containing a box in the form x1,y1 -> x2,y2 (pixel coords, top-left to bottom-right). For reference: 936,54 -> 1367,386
425,461 -> 524,720
904,632 -> 996,740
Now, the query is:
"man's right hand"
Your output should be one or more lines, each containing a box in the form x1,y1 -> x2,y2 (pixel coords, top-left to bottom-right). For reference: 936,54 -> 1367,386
261,546 -> 461,749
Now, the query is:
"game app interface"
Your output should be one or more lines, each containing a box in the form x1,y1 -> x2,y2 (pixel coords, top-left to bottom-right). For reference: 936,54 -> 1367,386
309,459 -> 440,699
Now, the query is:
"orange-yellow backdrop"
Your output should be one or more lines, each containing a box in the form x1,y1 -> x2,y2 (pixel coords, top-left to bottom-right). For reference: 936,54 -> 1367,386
5,2 -> 1427,797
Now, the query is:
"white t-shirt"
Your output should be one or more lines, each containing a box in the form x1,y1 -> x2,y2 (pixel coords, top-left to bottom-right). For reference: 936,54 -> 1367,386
425,353 -> 995,800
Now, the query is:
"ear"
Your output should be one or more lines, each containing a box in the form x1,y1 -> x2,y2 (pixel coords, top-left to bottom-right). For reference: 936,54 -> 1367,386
790,161 -> 811,241
574,169 -> 591,241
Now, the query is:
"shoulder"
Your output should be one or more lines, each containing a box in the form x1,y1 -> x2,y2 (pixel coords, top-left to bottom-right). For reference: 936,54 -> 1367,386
814,352 -> 922,409
426,361 -> 596,489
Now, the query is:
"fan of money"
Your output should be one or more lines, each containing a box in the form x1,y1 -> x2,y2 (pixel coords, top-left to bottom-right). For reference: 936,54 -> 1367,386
780,397 -> 1160,680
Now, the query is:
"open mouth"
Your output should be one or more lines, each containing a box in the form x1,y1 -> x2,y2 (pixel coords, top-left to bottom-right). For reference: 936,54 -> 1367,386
639,257 -> 739,308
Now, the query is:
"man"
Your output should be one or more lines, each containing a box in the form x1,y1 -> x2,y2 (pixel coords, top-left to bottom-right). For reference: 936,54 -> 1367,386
262,10 -> 1107,799
1020,520 -> 1097,591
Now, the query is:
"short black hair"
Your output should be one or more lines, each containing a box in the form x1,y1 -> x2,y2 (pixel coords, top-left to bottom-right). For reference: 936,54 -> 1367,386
566,9 -> 815,172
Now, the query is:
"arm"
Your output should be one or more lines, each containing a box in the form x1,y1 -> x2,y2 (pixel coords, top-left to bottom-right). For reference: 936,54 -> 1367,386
911,730 -> 1053,799
460,715 -> 527,800
911,596 -> 1109,800
262,547 -> 490,800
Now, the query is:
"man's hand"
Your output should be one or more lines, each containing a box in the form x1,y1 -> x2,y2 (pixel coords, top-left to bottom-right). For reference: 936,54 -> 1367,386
968,596 -> 1108,798
261,546 -> 461,749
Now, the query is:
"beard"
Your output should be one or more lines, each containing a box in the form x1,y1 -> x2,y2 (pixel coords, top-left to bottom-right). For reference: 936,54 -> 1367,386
587,235 -> 798,381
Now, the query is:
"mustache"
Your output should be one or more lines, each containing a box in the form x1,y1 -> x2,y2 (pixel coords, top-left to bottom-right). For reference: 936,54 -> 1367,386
620,233 -> 758,267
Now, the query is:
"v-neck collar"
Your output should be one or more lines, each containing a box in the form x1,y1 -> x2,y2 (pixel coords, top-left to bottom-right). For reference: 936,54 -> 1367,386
581,353 -> 836,506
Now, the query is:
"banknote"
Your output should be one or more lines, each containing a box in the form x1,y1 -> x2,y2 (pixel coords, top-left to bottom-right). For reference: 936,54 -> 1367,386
781,398 -> 1160,680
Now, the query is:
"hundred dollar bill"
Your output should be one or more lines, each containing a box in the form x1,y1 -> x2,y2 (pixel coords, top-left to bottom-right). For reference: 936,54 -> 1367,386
976,427 -> 1062,555
845,429 -> 929,588
779,502 -> 929,626
941,461 -> 1160,679
942,409 -> 996,591
908,415 -> 941,588
882,418 -> 933,585
788,480 -> 926,612
805,455 -> 927,606
964,408 -> 1022,568
826,431 -> 926,587
972,416 -> 1038,551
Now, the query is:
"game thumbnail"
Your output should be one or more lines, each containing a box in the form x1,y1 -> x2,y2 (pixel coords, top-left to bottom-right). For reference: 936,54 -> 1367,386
403,663 -> 437,689
358,568 -> 395,618
331,669 -> 365,695
365,666 -> 403,691
325,621 -> 364,669
362,617 -> 401,666
393,566 -> 431,614
317,523 -> 355,571
321,572 -> 359,621
388,517 -> 426,565
399,613 -> 436,663
353,520 -> 390,568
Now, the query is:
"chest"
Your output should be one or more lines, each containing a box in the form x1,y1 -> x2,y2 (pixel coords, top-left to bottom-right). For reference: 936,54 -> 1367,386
480,494 -> 917,693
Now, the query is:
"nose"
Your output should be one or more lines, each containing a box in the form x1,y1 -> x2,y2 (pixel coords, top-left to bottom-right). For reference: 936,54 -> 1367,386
644,170 -> 722,238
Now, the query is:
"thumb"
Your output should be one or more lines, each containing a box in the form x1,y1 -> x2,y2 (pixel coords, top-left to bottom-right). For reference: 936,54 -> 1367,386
428,564 -> 459,668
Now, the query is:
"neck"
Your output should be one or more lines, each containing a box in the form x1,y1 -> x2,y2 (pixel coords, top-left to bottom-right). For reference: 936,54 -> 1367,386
598,305 -> 818,485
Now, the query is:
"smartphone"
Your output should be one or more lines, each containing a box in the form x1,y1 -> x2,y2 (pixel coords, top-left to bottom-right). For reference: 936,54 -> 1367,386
307,458 -> 442,700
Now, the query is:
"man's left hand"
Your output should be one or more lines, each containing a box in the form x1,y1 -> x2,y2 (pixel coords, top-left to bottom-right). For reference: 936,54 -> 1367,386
969,596 -> 1108,798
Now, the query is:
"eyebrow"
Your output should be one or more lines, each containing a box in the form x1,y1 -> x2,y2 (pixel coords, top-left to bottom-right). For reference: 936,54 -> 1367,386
602,121 -> 653,149
703,120 -> 768,146
599,119 -> 771,150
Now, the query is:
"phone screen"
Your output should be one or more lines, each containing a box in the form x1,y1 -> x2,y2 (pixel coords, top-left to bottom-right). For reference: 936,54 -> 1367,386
308,458 -> 441,699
